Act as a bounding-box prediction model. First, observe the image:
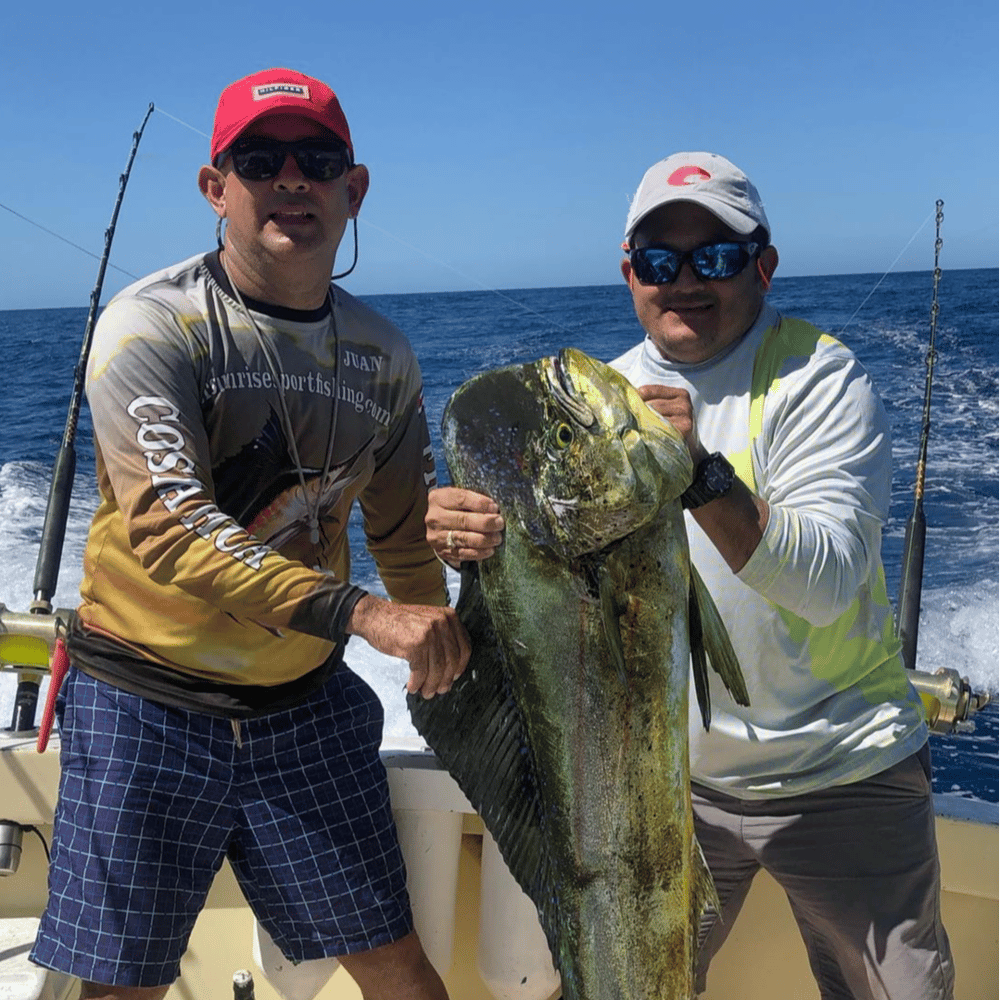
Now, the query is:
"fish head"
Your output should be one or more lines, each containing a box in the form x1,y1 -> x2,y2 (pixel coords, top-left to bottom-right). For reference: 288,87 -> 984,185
442,348 -> 692,559
537,348 -> 693,556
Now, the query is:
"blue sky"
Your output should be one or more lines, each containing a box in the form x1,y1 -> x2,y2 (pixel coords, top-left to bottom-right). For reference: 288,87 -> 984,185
2,0 -> 996,310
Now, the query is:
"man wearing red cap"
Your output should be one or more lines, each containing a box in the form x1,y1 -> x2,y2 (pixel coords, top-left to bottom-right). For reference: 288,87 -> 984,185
427,153 -> 954,999
31,69 -> 463,999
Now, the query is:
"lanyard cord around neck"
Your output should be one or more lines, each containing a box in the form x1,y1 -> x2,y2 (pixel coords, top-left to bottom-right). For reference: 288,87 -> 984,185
224,265 -> 341,546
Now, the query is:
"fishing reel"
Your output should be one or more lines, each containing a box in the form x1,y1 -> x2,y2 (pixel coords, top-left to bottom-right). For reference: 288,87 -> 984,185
0,602 -> 74,736
908,666 -> 991,735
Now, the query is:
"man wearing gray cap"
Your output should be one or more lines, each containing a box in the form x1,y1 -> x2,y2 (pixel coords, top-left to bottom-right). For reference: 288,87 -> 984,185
428,152 -> 954,999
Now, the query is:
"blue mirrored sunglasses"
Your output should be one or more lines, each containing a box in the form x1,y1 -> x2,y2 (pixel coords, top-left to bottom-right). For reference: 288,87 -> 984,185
629,241 -> 761,284
223,137 -> 353,182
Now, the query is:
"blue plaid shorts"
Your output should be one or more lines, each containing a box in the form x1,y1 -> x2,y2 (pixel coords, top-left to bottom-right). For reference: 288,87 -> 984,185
31,666 -> 413,988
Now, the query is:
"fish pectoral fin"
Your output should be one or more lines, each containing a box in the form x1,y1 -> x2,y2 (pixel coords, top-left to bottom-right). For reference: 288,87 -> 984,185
598,562 -> 629,689
692,566 -> 750,708
689,581 -> 712,731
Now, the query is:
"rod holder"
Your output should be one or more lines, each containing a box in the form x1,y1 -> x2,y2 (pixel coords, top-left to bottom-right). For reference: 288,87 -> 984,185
0,821 -> 23,876
8,676 -> 40,734
233,970 -> 255,999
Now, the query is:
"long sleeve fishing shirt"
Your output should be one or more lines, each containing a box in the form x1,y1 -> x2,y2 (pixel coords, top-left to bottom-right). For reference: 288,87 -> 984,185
612,301 -> 928,798
72,251 -> 446,716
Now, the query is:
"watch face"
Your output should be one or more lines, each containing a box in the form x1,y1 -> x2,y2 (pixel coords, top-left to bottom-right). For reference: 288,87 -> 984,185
704,457 -> 733,492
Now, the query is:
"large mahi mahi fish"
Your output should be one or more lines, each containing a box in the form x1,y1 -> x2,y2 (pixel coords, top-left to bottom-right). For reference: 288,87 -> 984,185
408,349 -> 749,999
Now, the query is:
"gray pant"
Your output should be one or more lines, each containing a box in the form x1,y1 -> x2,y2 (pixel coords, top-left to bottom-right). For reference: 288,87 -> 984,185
693,746 -> 954,1000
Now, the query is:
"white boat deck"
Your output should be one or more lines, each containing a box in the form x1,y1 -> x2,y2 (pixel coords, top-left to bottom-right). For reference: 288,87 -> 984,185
1,733 -> 996,1000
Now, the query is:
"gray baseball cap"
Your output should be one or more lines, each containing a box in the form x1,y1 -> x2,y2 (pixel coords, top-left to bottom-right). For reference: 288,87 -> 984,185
624,152 -> 770,244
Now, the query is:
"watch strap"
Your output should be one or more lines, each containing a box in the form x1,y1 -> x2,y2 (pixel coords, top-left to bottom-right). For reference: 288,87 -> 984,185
680,452 -> 734,509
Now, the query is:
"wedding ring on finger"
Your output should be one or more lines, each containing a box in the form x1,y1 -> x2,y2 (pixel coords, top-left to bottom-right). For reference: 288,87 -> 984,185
446,530 -> 457,552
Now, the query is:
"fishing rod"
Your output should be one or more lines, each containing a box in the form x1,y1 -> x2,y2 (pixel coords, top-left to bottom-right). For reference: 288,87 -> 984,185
892,201 -> 990,733
894,200 -> 943,672
30,102 -> 155,615
2,104 -> 154,740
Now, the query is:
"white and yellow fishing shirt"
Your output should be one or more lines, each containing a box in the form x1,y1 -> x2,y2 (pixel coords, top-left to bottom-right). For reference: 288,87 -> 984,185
74,251 -> 445,715
612,301 -> 928,798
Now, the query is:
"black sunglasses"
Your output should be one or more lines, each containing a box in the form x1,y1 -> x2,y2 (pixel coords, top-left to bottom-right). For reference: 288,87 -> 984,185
224,137 -> 353,183
629,241 -> 761,285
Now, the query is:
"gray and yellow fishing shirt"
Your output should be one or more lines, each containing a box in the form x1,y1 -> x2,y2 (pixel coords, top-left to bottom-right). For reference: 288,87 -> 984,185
613,301 -> 928,798
73,251 -> 446,716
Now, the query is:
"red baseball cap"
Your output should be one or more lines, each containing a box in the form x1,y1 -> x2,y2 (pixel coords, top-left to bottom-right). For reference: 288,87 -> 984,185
210,68 -> 353,165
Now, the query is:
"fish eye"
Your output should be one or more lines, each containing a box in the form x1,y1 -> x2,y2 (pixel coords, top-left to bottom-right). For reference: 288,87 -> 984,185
554,423 -> 574,448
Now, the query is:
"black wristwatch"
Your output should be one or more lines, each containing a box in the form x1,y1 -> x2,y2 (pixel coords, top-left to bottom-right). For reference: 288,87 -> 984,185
681,452 -> 735,509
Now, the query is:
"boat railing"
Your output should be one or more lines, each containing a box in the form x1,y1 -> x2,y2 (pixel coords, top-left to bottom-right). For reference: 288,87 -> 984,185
2,602 -> 990,742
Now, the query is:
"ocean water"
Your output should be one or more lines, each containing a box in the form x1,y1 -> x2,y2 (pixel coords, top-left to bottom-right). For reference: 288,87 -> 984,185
1,268 -> 996,803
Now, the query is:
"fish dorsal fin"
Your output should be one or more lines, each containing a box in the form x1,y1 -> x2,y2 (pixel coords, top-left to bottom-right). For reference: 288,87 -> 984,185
690,566 -> 750,713
406,563 -> 560,951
